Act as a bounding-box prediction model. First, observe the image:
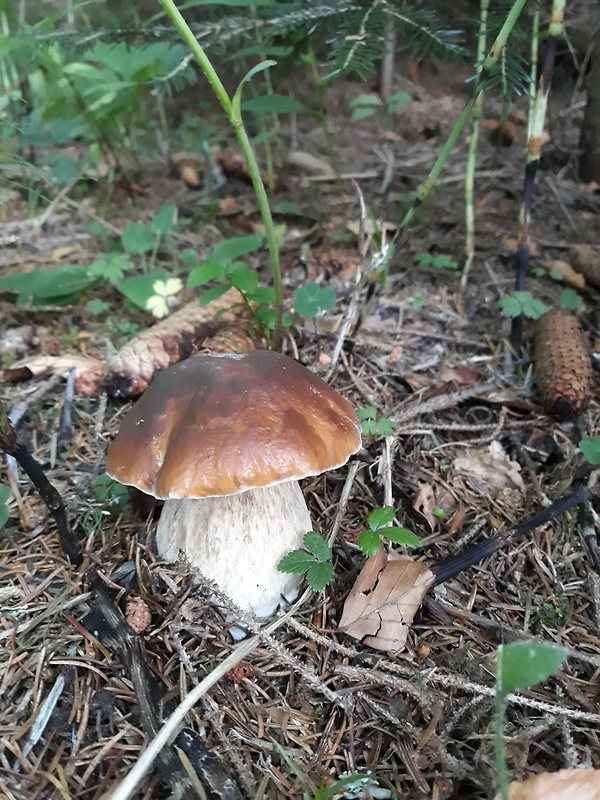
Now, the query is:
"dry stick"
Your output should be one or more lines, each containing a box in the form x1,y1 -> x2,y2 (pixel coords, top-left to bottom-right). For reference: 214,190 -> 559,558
325,181 -> 369,381
433,482 -> 592,586
0,400 -> 81,564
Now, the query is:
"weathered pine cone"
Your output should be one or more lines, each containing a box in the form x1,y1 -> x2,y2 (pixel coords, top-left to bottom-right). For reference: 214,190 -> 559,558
534,309 -> 593,420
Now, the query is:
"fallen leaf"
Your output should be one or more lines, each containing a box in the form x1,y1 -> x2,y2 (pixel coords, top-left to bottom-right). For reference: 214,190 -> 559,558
452,441 -> 525,496
0,354 -> 104,396
218,196 -> 241,216
413,481 -> 438,530
494,769 -> 600,800
439,365 -> 481,386
339,549 -> 434,651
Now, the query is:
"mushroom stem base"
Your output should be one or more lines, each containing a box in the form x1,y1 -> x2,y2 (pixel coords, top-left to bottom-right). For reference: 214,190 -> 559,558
155,481 -> 312,617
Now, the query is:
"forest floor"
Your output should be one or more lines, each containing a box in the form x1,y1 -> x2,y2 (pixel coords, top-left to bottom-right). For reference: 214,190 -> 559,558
1,52 -> 600,800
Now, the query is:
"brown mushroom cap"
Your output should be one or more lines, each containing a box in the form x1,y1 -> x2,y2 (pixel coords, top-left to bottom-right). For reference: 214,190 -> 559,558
106,351 -> 361,499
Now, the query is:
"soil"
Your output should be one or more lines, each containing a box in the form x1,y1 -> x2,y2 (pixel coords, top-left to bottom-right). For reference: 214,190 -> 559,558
1,47 -> 600,800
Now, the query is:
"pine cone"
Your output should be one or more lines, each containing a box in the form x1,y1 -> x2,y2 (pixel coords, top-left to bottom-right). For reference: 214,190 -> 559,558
534,309 -> 593,419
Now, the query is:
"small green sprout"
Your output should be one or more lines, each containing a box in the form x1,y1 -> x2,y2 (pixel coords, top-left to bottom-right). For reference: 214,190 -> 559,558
414,252 -> 459,272
356,406 -> 394,437
560,288 -> 583,310
278,531 -> 333,591
497,291 -> 548,320
358,506 -> 421,557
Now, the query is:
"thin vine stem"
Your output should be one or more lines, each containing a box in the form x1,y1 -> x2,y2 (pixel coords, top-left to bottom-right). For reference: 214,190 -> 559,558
160,0 -> 283,348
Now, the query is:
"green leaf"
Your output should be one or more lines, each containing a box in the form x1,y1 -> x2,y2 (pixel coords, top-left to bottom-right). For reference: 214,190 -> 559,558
248,286 -> 276,304
497,642 -> 567,696
358,529 -> 381,557
199,284 -> 231,306
232,59 -> 277,117
87,298 -> 110,315
0,264 -> 99,306
373,417 -> 394,436
306,561 -> 334,592
497,295 -> 522,318
384,527 -> 421,547
303,531 -> 332,562
187,262 -> 225,287
211,235 -> 263,265
118,270 -> 169,310
241,94 -> 308,115
278,550 -> 317,574
272,201 -> 302,215
387,90 -> 411,113
0,485 -> 10,527
367,506 -> 395,530
560,288 -> 583,310
356,406 -> 376,421
87,252 -> 133,284
151,203 -> 177,235
350,106 -> 377,120
227,263 -> 258,294
121,222 -> 154,254
293,283 -> 336,317
579,436 -> 600,465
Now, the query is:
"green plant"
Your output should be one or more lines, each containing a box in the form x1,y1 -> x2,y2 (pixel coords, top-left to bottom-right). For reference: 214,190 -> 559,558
278,531 -> 333,592
273,739 -> 395,800
357,506 -> 421,557
559,288 -> 583,311
18,40 -> 195,167
497,291 -> 548,320
414,251 -> 459,272
293,283 -> 336,317
94,473 -> 129,517
356,406 -> 394,437
349,90 -> 411,120
495,641 -> 567,800
0,485 -> 11,527
579,436 -> 600,465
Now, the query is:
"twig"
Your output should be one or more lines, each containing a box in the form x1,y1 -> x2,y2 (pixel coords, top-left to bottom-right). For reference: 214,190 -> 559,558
433,483 -> 592,585
0,400 -> 81,564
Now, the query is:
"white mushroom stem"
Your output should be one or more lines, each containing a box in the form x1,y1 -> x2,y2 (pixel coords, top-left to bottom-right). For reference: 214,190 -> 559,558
155,481 -> 312,618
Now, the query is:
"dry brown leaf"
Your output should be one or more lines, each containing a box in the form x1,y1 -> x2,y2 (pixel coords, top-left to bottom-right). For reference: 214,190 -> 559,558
439,365 -> 481,386
494,769 -> 600,800
413,481 -> 438,529
504,238 -> 540,257
169,153 -> 202,187
452,441 -> 525,497
339,549 -> 434,651
0,354 -> 103,396
387,345 -> 404,366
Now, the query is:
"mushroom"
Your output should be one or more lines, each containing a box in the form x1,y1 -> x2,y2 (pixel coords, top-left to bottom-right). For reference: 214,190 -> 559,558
106,351 -> 361,617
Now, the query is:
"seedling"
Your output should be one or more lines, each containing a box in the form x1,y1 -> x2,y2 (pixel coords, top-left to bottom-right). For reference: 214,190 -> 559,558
94,474 -> 129,518
495,641 -> 567,800
293,282 -> 336,317
356,406 -> 394,437
414,251 -> 459,272
349,90 -> 410,120
0,485 -> 11,527
278,531 -> 333,592
497,291 -> 548,320
358,506 -> 421,557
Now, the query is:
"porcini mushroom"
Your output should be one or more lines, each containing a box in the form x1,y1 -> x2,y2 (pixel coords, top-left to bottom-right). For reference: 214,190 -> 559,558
106,351 -> 361,617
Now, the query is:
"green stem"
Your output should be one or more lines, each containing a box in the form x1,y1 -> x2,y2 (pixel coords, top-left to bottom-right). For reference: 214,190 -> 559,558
160,0 -> 283,347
